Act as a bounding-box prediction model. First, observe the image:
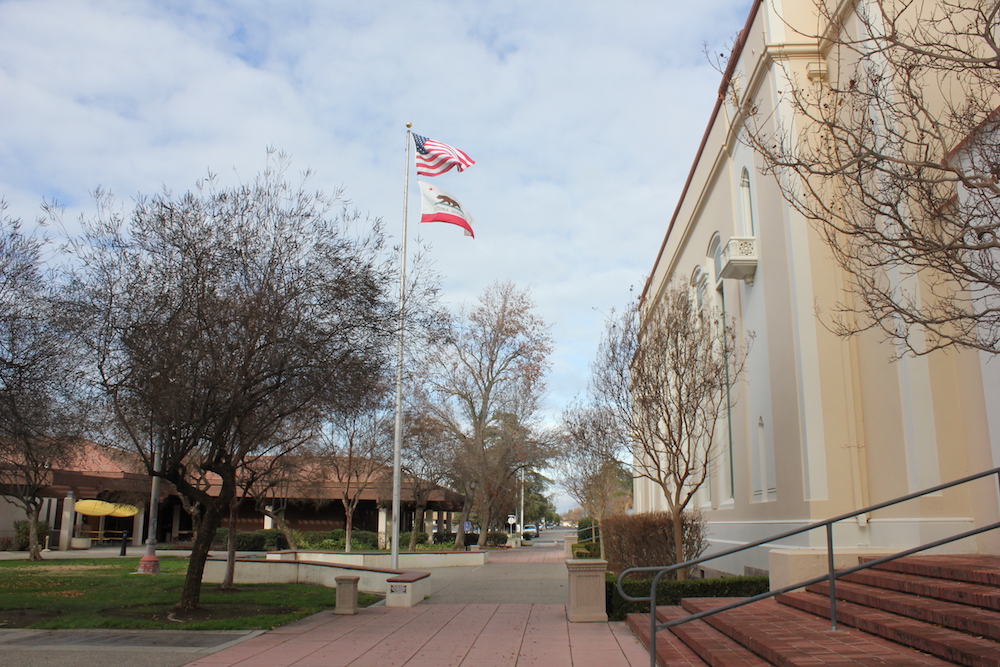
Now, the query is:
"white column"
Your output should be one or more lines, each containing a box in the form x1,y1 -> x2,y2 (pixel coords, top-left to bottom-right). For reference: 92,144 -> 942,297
58,492 -> 74,551
132,503 -> 146,546
377,507 -> 389,549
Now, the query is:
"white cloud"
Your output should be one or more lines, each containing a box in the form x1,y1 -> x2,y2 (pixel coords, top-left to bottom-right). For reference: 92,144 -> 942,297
0,0 -> 753,433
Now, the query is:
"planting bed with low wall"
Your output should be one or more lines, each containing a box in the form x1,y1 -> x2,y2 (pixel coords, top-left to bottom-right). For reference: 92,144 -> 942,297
202,557 -> 431,608
266,549 -> 488,569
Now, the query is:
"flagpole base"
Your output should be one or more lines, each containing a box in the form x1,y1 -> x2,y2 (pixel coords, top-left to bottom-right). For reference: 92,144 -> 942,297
136,539 -> 160,574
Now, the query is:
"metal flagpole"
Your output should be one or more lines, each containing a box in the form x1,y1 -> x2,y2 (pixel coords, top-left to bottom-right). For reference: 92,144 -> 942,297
390,122 -> 412,570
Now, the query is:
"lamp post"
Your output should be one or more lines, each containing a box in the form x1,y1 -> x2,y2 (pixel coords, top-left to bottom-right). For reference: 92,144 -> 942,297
137,434 -> 162,574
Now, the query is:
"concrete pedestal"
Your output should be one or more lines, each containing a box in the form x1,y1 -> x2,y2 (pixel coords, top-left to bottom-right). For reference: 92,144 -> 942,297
334,575 -> 360,615
564,535 -> 575,559
566,559 -> 608,622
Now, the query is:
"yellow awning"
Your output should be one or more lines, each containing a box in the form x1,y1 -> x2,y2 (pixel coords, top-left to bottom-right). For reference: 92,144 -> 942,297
73,499 -> 139,517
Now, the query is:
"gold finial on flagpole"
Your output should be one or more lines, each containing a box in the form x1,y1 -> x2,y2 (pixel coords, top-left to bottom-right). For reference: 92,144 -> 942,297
406,122 -> 412,128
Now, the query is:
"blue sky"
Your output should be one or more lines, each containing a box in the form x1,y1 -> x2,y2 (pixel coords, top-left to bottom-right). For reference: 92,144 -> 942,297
0,0 -> 754,509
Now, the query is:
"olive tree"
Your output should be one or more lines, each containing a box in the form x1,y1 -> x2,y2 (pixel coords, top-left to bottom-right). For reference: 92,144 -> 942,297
63,157 -> 395,610
0,205 -> 80,560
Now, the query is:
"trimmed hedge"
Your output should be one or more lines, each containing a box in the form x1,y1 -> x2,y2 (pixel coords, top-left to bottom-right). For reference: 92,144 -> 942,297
606,573 -> 770,621
211,528 -> 288,551
602,512 -> 707,575
572,541 -> 601,558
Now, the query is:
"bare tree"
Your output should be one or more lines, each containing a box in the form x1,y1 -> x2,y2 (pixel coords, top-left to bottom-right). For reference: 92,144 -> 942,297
320,399 -> 394,552
560,403 -> 632,559
0,206 -> 80,561
738,0 -> 1000,356
62,156 -> 395,610
591,284 -> 749,577
222,424 -> 318,590
421,281 -> 553,548
400,406 -> 451,550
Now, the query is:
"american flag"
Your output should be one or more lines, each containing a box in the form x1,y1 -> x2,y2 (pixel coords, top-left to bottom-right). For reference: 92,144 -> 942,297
413,134 -> 475,177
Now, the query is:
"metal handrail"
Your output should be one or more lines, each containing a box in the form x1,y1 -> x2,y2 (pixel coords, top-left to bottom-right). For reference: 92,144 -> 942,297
576,524 -> 600,544
616,466 -> 1000,667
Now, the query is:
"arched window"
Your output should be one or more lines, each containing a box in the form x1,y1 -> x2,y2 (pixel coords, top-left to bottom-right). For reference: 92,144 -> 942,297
740,167 -> 756,236
691,267 -> 708,311
708,234 -> 724,288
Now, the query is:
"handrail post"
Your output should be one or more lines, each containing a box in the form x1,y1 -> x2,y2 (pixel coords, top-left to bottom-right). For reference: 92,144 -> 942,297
826,523 -> 838,631
649,570 -> 662,667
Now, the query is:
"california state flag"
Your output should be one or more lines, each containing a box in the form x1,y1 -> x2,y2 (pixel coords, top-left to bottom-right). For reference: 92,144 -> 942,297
418,181 -> 475,238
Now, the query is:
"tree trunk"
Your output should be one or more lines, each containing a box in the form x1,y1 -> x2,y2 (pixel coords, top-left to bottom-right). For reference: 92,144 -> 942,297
176,494 -> 227,611
264,508 -> 297,550
672,506 -> 686,581
221,495 -> 240,590
27,505 -> 43,562
408,503 -> 426,551
597,516 -> 605,561
453,498 -> 472,550
476,497 -> 495,548
343,500 -> 353,553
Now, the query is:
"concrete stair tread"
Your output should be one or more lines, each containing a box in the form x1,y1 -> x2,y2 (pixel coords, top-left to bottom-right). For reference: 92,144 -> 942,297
679,597 -> 954,666
808,579 -> 1000,641
843,566 -> 1000,611
778,591 -> 1000,666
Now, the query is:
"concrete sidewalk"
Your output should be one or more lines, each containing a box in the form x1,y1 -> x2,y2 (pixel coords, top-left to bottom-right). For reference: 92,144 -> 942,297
1,531 -> 650,666
183,603 -> 649,667
178,533 -> 649,666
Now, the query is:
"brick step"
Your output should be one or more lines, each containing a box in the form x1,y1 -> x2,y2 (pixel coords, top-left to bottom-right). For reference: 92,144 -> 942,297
842,567 -> 1000,612
679,597 -> 953,666
655,605 -> 769,666
806,579 -> 1000,640
777,590 -> 1000,666
862,555 -> 1000,587
626,611 -> 710,666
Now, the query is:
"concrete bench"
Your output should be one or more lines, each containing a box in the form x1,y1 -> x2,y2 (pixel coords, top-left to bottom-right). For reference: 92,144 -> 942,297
386,571 -> 432,608
202,557 -> 431,608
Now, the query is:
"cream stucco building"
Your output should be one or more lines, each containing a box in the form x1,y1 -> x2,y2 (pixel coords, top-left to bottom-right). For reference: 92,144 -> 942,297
636,0 -> 1000,584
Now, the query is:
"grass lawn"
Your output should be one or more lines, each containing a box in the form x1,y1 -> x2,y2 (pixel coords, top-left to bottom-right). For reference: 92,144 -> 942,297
0,556 -> 381,630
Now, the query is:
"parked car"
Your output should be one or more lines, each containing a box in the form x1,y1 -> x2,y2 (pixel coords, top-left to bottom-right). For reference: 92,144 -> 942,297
522,524 -> 538,539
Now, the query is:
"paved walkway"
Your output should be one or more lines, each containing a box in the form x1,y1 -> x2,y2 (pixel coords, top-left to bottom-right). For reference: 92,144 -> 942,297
0,530 -> 651,666
184,530 -> 649,666
183,603 -> 648,667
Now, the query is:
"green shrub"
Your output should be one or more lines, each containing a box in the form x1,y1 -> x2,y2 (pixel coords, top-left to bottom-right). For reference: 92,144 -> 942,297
316,538 -> 344,550
577,516 -> 599,541
351,530 -> 377,549
234,530 -> 267,551
399,531 -> 429,548
485,531 -> 508,547
607,573 -> 770,621
433,531 -> 456,545
572,541 -> 601,558
302,531 -> 338,545
213,527 -> 230,545
0,537 -> 14,551
330,529 -> 346,542
14,520 -> 50,551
